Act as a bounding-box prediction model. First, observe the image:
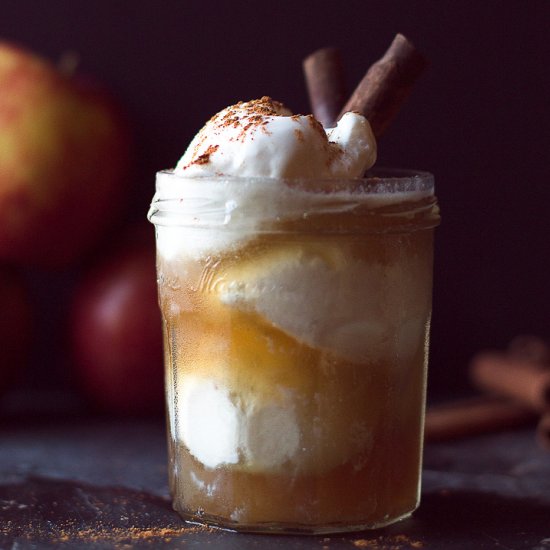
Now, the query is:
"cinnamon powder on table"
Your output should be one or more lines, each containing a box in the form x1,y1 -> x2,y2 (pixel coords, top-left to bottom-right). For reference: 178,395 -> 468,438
350,534 -> 424,548
54,524 -> 211,544
1,518 -> 216,547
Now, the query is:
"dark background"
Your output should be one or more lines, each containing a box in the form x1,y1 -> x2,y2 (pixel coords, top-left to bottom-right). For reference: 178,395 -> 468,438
1,0 -> 549,401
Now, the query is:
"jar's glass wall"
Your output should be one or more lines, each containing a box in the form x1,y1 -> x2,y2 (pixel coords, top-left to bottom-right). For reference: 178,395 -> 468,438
150,173 -> 438,534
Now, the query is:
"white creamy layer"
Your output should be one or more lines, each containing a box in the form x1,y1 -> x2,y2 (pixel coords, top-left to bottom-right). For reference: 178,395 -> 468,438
214,243 -> 430,364
177,376 -> 300,471
175,97 -> 376,179
152,173 -> 431,261
173,373 -> 373,474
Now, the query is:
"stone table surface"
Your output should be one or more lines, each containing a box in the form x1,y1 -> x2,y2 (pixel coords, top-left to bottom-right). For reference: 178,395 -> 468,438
1,416 -> 550,549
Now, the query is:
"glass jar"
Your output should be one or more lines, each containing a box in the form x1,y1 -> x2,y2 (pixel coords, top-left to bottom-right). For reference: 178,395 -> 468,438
148,169 -> 439,534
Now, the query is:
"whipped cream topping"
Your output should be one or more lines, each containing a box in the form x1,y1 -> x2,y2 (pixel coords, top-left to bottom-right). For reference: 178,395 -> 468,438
175,97 -> 376,178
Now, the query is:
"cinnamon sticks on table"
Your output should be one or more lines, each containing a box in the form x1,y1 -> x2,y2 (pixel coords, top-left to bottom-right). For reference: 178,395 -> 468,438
470,352 -> 550,412
425,336 -> 550,448
424,396 -> 537,443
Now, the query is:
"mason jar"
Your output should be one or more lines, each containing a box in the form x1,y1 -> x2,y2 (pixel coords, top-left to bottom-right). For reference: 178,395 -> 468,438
148,169 -> 439,534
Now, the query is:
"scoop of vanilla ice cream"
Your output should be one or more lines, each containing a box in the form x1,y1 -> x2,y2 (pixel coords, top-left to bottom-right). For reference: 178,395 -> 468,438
215,243 -> 431,364
174,369 -> 375,475
175,97 -> 376,178
177,376 -> 301,472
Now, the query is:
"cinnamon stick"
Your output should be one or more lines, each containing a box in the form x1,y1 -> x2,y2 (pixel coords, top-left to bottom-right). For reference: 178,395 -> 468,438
303,47 -> 347,128
536,413 -> 550,450
469,352 -> 550,412
339,33 -> 428,138
424,396 -> 537,442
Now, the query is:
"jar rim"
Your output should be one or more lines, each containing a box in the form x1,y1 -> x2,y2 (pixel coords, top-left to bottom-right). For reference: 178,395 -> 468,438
154,167 -> 434,192
148,167 -> 438,231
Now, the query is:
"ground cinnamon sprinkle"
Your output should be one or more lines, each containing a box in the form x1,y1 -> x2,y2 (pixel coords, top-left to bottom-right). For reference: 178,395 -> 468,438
1,517 -> 215,546
351,534 -> 424,548
4,517 -> 428,548
294,128 -> 305,142
189,144 -> 219,166
182,95 -> 351,172
54,524 -> 213,543
325,140 -> 343,168
306,113 -> 327,140
210,97 -> 285,136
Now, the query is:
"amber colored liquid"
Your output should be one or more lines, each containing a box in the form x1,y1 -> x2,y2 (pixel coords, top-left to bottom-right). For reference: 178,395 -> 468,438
157,202 -> 435,533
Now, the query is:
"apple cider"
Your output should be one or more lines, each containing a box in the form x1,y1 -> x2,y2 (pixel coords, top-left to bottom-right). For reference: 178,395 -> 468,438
149,171 -> 439,534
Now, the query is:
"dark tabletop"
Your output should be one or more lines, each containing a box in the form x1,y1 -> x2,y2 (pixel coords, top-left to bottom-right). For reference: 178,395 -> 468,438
1,415 -> 549,550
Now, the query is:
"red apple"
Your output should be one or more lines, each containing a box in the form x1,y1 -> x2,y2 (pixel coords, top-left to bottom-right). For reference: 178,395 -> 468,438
0,41 -> 131,268
70,227 -> 164,415
0,267 -> 32,394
